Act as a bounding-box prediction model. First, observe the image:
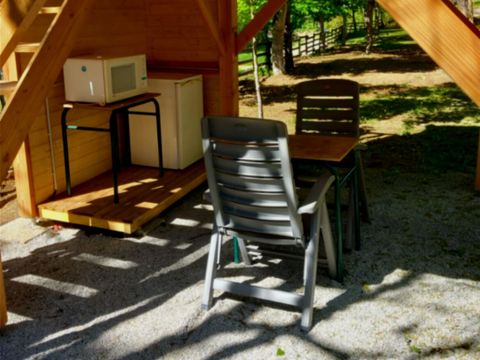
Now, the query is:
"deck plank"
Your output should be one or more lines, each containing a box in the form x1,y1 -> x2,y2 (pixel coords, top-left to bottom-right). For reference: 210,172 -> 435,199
38,161 -> 206,233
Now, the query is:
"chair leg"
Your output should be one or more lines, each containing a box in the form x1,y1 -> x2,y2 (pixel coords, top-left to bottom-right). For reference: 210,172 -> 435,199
236,237 -> 252,266
320,201 -> 337,279
353,154 -> 361,251
301,210 -> 321,331
334,175 -> 344,282
233,236 -> 240,263
345,183 -> 355,252
202,231 -> 222,310
357,153 -> 370,223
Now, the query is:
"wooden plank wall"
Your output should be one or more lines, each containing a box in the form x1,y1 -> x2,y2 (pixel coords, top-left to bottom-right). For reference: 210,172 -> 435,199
146,0 -> 225,116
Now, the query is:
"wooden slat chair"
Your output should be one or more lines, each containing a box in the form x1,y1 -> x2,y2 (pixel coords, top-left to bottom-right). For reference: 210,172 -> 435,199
201,116 -> 336,331
295,79 -> 370,250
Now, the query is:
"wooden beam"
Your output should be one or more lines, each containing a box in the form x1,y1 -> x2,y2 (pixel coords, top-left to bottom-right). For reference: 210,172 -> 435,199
195,0 -> 226,55
13,140 -> 38,217
0,0 -> 48,69
0,254 -> 6,328
236,0 -> 286,54
376,0 -> 480,107
0,0 -> 95,182
218,0 -> 238,116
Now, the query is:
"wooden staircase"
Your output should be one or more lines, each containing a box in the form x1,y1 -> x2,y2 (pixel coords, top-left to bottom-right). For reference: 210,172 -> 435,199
0,0 -> 94,181
376,0 -> 480,190
0,0 -> 94,328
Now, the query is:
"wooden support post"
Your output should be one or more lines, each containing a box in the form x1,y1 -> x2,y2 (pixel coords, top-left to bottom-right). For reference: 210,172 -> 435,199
0,254 -> 6,328
476,130 -> 480,192
13,140 -> 38,216
218,0 -> 238,116
236,0 -> 286,53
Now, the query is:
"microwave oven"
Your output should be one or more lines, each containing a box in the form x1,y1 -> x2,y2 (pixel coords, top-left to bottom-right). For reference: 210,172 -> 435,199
63,54 -> 148,105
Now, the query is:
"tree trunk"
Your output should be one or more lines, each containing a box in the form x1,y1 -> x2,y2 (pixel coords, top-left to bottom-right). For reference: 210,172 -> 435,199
271,4 -> 287,75
341,13 -> 348,45
251,37 -> 263,118
364,0 -> 375,54
351,6 -> 357,32
451,0 -> 474,21
284,2 -> 294,73
465,0 -> 474,21
319,14 -> 326,52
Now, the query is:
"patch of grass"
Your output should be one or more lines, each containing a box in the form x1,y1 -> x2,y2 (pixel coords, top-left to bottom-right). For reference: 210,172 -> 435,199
360,84 -> 480,125
401,120 -> 415,136
346,28 -> 417,51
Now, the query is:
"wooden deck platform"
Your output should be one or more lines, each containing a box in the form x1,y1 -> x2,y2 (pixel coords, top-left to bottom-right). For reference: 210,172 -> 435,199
38,161 -> 206,234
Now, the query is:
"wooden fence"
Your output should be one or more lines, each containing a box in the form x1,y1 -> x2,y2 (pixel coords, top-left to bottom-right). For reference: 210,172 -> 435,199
239,24 -> 366,76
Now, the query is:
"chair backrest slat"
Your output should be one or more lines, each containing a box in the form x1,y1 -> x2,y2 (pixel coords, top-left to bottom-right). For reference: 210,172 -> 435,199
216,173 -> 285,192
299,120 -> 358,135
296,79 -> 360,137
213,157 -> 283,178
218,186 -> 289,207
223,200 -> 290,221
202,116 -> 303,243
300,97 -> 356,108
227,214 -> 295,238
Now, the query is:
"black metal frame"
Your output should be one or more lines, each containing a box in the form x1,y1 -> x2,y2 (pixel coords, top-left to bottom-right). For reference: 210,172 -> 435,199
61,96 -> 163,204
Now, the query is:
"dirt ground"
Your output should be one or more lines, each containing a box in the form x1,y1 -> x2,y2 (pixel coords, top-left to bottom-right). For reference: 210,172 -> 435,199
239,46 -> 453,134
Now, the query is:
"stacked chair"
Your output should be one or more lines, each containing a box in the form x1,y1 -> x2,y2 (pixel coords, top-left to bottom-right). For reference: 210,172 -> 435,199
295,79 -> 370,256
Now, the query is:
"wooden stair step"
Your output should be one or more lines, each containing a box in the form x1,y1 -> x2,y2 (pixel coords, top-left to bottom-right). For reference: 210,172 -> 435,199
15,42 -> 41,53
39,6 -> 61,15
0,81 -> 17,96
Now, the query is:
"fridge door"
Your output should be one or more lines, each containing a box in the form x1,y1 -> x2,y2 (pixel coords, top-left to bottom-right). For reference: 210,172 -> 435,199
175,76 -> 204,169
128,75 -> 203,169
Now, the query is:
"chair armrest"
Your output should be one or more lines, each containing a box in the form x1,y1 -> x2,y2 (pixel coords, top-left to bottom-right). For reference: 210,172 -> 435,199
354,142 -> 368,151
298,173 -> 334,215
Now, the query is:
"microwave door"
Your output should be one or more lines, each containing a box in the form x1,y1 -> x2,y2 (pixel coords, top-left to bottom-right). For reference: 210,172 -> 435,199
106,63 -> 137,103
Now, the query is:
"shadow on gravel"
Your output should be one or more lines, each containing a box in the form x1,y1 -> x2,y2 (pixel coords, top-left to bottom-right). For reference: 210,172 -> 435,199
1,124 -> 479,359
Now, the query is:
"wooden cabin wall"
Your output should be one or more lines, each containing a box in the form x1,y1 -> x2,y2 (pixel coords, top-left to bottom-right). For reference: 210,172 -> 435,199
12,0 -> 236,216
145,0 -> 230,116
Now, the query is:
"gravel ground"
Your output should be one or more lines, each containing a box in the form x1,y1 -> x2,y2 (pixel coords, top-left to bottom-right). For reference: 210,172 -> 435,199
0,167 -> 479,360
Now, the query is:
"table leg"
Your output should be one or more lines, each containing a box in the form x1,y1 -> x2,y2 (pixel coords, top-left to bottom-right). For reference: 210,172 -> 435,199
354,151 -> 361,250
334,172 -> 344,282
61,107 -> 72,196
110,111 -> 120,204
152,99 -> 163,176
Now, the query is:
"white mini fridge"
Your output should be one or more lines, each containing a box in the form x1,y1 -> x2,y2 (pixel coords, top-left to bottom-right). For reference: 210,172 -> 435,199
128,74 -> 204,169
